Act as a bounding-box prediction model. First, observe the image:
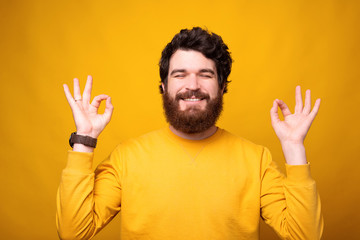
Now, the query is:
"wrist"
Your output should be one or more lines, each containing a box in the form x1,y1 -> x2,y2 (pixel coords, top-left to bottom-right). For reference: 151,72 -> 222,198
76,131 -> 99,139
73,143 -> 95,153
280,140 -> 304,149
281,142 -> 307,165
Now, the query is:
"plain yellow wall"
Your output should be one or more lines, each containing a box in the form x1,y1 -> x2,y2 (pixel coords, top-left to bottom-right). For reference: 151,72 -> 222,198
1,0 -> 359,239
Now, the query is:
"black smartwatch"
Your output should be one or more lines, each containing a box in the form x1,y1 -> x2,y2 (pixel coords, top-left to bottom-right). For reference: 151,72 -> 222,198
69,132 -> 97,148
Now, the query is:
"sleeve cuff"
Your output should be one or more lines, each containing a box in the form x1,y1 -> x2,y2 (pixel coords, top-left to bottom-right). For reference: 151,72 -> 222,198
285,163 -> 315,186
65,150 -> 94,173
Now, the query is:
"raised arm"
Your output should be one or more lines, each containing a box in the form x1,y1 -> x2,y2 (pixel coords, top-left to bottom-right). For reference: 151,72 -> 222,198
270,86 -> 320,165
263,86 -> 323,239
57,76 -> 120,240
63,75 -> 114,152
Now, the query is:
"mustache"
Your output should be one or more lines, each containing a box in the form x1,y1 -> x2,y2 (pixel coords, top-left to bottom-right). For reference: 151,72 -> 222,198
175,90 -> 210,101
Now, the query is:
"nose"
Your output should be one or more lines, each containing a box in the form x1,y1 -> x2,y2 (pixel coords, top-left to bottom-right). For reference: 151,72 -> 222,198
185,73 -> 200,90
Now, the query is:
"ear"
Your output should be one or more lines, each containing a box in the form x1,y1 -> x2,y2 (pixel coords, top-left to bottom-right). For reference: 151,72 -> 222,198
161,83 -> 165,93
220,85 -> 225,95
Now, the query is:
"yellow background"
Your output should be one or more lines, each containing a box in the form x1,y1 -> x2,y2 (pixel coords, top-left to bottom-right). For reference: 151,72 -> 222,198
1,0 -> 359,239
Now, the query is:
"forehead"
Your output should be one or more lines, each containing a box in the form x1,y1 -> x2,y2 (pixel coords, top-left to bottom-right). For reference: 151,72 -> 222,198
169,50 -> 216,73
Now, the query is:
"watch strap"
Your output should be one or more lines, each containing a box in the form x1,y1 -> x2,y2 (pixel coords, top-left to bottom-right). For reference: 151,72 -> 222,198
69,132 -> 97,148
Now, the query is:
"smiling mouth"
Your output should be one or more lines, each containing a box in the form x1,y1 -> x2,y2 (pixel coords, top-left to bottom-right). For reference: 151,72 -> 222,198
182,98 -> 202,102
176,90 -> 210,102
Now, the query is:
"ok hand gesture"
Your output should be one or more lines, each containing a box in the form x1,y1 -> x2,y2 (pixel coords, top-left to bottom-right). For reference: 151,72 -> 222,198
63,75 -> 114,139
270,86 -> 320,145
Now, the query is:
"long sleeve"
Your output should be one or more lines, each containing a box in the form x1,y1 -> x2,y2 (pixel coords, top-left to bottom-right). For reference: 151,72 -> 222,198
260,147 -> 323,240
56,149 -> 122,240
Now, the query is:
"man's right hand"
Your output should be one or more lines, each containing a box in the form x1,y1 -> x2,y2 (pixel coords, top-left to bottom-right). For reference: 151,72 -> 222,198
63,75 -> 114,150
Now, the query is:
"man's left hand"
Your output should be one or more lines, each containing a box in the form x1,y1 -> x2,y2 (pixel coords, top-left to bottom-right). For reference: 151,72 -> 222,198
270,86 -> 321,165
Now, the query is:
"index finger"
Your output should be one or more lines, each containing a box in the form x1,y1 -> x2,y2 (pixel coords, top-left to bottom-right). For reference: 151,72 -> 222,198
309,98 -> 321,120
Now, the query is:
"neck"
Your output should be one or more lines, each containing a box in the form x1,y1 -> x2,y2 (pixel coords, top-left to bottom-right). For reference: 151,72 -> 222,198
169,125 -> 218,140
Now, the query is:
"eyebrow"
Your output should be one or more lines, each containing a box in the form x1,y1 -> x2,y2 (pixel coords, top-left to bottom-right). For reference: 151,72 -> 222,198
170,69 -> 186,76
169,68 -> 216,76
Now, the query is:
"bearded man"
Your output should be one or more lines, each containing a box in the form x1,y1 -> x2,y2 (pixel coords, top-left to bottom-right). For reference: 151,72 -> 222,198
57,27 -> 323,240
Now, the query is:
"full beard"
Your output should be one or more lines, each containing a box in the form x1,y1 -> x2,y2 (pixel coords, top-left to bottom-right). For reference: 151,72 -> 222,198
162,89 -> 223,134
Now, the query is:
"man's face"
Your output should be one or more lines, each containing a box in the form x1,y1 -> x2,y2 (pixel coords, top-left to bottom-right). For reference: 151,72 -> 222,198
165,49 -> 220,110
162,49 -> 224,134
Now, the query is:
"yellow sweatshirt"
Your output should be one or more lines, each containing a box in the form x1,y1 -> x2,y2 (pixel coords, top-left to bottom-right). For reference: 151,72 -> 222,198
56,127 -> 323,240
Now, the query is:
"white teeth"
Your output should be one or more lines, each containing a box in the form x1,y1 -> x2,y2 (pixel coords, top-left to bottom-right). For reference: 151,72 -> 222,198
184,98 -> 201,102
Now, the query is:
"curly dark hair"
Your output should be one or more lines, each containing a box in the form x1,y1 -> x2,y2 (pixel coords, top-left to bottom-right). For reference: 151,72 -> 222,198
159,27 -> 233,94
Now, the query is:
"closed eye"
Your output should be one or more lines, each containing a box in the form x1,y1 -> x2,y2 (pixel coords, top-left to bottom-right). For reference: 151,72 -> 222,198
174,74 -> 185,78
199,74 -> 213,78
199,69 -> 215,78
